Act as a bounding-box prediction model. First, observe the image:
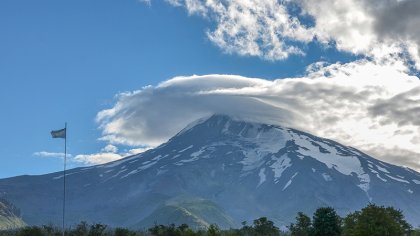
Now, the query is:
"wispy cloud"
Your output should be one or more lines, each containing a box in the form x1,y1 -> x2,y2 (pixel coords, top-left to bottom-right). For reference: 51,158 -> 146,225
96,59 -> 420,171
33,151 -> 72,159
35,145 -> 149,166
138,0 -> 151,6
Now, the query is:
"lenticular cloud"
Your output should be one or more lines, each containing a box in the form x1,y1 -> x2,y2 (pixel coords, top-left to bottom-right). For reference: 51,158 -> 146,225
97,59 -> 420,171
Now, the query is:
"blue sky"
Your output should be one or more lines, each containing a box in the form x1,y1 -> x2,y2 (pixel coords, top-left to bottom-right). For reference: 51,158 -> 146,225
1,0 -> 419,178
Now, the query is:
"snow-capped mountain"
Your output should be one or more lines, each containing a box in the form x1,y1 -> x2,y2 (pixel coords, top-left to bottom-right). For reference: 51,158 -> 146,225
1,115 -> 419,228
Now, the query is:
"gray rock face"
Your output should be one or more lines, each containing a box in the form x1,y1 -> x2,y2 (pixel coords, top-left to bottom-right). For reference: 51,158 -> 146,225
1,114 -> 419,228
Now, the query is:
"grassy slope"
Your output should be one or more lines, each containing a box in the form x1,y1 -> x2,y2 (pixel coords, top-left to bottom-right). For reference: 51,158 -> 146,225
133,197 -> 237,229
0,199 -> 26,230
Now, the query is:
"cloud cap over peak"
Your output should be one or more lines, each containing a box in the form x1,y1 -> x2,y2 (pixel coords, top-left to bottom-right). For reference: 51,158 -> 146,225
97,59 -> 420,171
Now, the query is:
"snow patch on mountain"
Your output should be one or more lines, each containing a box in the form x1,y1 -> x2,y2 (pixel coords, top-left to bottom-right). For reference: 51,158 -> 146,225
322,173 -> 332,181
291,132 -> 363,176
386,174 -> 410,183
258,168 -> 266,187
191,148 -> 206,159
179,145 -> 194,153
376,165 -> 390,173
110,169 -> 127,178
283,172 -> 298,191
369,169 -> 387,182
121,169 -> 140,179
357,173 -> 370,193
270,155 -> 292,182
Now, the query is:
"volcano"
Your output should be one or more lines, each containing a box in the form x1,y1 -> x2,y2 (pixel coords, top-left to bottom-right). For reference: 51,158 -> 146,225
1,115 -> 419,228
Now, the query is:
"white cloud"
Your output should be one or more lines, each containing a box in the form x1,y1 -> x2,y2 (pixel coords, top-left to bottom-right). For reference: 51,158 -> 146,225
96,59 -> 420,171
126,147 -> 152,155
299,0 -> 420,67
166,0 -> 314,60
73,152 -> 123,165
101,144 -> 118,153
72,145 -> 150,165
146,0 -> 420,68
34,151 -> 72,159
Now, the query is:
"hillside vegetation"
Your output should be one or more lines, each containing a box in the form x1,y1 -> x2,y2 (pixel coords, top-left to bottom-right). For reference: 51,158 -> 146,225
1,204 -> 420,236
0,199 -> 25,231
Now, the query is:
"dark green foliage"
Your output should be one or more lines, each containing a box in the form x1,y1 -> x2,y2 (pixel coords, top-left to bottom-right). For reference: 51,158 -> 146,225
148,223 -> 199,236
341,204 -> 411,236
289,212 -> 312,236
0,204 -> 416,236
40,225 -> 61,236
237,221 -> 253,236
71,221 -> 89,236
207,224 -> 221,236
411,228 -> 420,236
148,224 -> 171,236
114,227 -> 136,236
178,224 -> 189,232
311,207 -> 342,236
341,212 -> 358,236
252,217 -> 280,236
227,217 -> 284,236
88,223 -> 107,236
16,226 -> 44,236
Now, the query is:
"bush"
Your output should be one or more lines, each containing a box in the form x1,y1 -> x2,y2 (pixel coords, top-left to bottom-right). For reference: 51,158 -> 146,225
16,226 -> 43,236
114,227 -> 136,236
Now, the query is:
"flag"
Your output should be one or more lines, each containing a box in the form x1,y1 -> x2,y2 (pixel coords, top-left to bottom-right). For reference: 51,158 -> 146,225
51,128 -> 66,139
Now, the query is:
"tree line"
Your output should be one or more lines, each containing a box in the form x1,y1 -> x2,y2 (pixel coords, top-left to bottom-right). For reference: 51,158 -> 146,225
1,204 -> 419,236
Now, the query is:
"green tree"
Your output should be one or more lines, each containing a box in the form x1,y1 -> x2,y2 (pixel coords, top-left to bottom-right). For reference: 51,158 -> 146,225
70,221 -> 89,236
342,204 -> 411,236
385,206 -> 411,234
252,217 -> 280,236
289,212 -> 312,236
88,223 -> 107,236
207,224 -> 221,236
178,223 -> 189,232
312,207 -> 341,236
149,224 -> 166,236
238,221 -> 253,236
341,211 -> 358,236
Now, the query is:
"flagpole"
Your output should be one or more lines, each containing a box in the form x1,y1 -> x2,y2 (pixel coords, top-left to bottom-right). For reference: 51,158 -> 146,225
62,122 -> 67,236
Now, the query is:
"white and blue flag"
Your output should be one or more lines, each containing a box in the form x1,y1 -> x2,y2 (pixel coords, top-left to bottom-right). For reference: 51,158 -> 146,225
51,128 -> 66,139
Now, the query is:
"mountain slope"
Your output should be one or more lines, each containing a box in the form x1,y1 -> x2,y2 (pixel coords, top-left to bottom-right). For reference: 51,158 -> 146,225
0,198 -> 25,230
134,196 -> 237,229
0,115 -> 419,228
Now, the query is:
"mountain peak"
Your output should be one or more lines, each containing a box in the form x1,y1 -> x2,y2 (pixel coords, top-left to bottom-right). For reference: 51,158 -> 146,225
175,113 -> 284,139
1,114 -> 420,228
